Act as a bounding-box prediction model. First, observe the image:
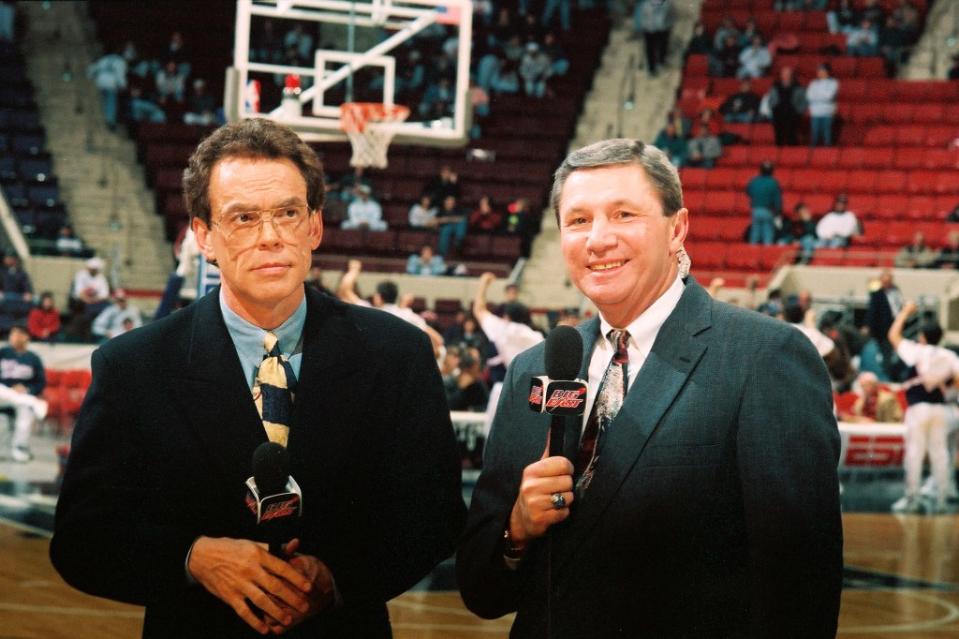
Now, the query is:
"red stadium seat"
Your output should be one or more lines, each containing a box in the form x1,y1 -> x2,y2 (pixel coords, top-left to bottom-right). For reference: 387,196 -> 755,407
922,149 -> 959,170
760,245 -> 794,270
906,196 -> 937,220
847,170 -> 877,193
885,222 -> 915,247
881,103 -> 915,124
809,148 -> 839,168
925,127 -> 956,148
875,195 -> 909,220
684,190 -> 707,213
747,145 -> 778,166
857,57 -> 885,77
725,243 -> 762,270
680,167 -> 710,190
875,170 -> 907,194
894,148 -> 926,170
838,148 -> 867,169
831,58 -> 856,78
721,146 -> 750,166
864,127 -> 895,146
936,172 -> 959,195
819,170 -> 848,193
685,55 -> 709,76
779,147 -> 810,167
907,171 -> 939,195
913,104 -> 945,124
858,221 -> 888,246
789,169 -> 821,191
861,147 -> 894,169
895,126 -> 928,147
690,242 -> 727,269
852,103 -> 883,124
810,248 -> 845,266
847,194 -> 877,219
700,190 -> 740,216
840,78 -> 868,101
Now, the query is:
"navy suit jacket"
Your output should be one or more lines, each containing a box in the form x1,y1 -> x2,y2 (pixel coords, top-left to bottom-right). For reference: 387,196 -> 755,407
51,287 -> 465,638
457,279 -> 843,638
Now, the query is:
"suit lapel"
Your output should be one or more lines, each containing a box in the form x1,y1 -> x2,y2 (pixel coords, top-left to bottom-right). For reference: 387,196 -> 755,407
285,289 -> 364,454
553,280 -> 712,576
171,290 -> 267,486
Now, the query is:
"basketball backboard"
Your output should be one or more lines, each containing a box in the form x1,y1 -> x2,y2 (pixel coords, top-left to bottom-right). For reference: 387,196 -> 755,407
226,0 -> 472,147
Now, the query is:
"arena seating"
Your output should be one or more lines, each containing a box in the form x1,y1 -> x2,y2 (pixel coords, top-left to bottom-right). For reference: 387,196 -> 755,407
681,0 -> 956,285
0,42 -> 73,249
87,2 -> 611,277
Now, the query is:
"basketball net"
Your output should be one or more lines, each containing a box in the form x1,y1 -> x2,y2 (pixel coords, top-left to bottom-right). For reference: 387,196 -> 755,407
339,102 -> 410,169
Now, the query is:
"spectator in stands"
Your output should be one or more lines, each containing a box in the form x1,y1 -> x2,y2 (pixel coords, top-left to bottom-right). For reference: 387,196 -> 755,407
504,197 -> 536,258
665,106 -> 692,138
878,14 -> 910,73
860,0 -> 886,25
409,195 -> 438,229
948,54 -> 959,81
27,292 -> 61,343
469,195 -> 503,233
889,301 -> 959,514
827,0 -> 860,34
712,16 -> 740,53
423,165 -> 461,204
342,185 -> 387,231
471,271 -> 543,372
867,269 -> 905,381
840,372 -> 903,423
183,79 -> 217,126
686,21 -> 711,56
935,231 -> 959,269
737,35 -> 772,79
784,300 -> 837,365
895,231 -> 937,269
520,42 -> 551,98
436,195 -> 468,258
448,349 -> 489,412
542,31 -> 570,77
127,81 -> 166,124
892,0 -> 921,40
338,165 -> 372,204
87,47 -> 127,130
542,0 -> 571,32
407,244 -> 447,276
164,31 -> 191,78
720,79 -> 760,123
767,66 -> 806,146
638,0 -> 674,77
653,122 -> 688,167
696,107 -> 723,136
304,266 -> 332,297
686,124 -> 722,168
846,18 -> 879,56
781,201 -> 819,256
806,63 -> 839,147
715,34 -> 743,77
91,289 -> 143,341
0,0 -> 14,42
155,59 -> 186,107
0,325 -> 47,462
746,160 -> 782,245
55,225 -> 84,257
371,280 -> 444,355
2,254 -> 32,304
283,22 -> 315,63
816,194 -> 860,247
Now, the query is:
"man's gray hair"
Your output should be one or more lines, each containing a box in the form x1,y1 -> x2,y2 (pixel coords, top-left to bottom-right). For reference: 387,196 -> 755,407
550,138 -> 684,221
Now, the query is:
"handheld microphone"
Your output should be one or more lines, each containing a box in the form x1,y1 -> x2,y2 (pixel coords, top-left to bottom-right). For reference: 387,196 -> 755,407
245,442 -> 302,557
530,326 -> 586,457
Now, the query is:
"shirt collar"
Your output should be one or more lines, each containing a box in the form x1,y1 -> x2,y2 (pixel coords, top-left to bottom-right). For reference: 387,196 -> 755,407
599,274 -> 685,352
219,288 -> 307,356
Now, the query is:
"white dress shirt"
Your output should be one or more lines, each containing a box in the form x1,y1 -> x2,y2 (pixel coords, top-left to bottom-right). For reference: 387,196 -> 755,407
582,275 -> 685,430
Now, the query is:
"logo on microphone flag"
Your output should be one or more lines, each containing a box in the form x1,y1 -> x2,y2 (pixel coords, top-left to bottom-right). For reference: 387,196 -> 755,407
245,79 -> 261,114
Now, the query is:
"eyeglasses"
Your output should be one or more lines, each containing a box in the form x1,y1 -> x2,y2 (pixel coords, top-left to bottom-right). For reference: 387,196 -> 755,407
212,205 -> 311,245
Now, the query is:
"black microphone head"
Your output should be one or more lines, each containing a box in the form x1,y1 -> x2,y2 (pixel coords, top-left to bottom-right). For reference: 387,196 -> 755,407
544,325 -> 583,381
252,442 -> 289,495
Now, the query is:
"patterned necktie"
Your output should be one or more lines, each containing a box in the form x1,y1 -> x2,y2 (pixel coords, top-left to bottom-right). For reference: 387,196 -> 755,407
252,331 -> 297,447
575,329 -> 630,496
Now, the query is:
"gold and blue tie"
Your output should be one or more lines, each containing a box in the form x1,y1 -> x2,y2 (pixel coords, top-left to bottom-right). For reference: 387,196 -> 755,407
252,331 -> 296,447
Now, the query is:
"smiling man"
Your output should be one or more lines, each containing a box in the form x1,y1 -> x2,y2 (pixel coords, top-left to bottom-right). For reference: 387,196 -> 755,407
457,139 -> 843,637
51,119 -> 465,638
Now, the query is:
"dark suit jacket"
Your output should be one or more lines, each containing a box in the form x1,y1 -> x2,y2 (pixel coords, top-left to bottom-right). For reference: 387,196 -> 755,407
51,287 -> 465,638
866,287 -> 896,341
457,280 -> 842,638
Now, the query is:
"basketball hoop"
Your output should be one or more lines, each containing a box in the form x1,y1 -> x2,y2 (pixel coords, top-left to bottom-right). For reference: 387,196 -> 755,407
339,102 -> 410,169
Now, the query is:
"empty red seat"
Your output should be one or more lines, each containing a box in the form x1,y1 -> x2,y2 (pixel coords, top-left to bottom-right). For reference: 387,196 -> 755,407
690,242 -> 727,269
875,195 -> 909,220
779,147 -> 810,167
913,104 -> 945,124
789,169 -> 821,191
838,148 -> 867,169
680,167 -> 709,190
895,126 -> 927,147
907,171 -> 939,195
831,58 -> 856,78
847,170 -> 877,193
700,190 -> 740,216
760,245 -> 794,270
922,149 -> 959,170
685,55 -> 709,76
864,127 -> 895,146
809,148 -> 839,168
747,145 -> 778,166
875,170 -> 907,194
819,170 -> 848,193
684,190 -> 707,212
726,243 -> 762,270
810,248 -> 845,266
935,172 -> 959,195
925,127 -> 955,148
857,57 -> 885,77
885,222 -> 915,247
722,146 -> 750,166
847,194 -> 878,218
861,147 -> 894,169
894,148 -> 926,170
841,79 -> 868,101
852,103 -> 882,124
906,196 -> 937,220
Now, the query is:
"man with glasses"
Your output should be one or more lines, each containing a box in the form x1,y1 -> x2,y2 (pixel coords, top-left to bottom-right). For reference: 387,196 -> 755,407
51,118 -> 465,638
